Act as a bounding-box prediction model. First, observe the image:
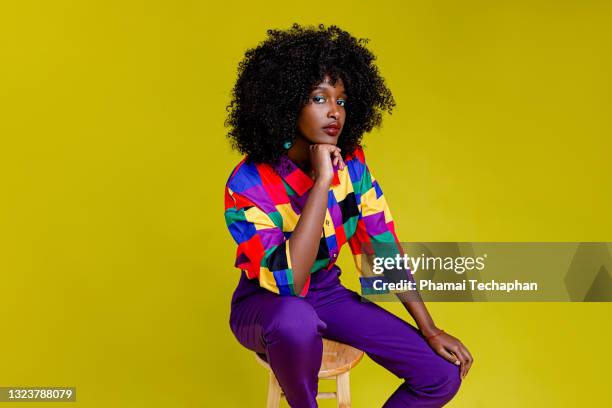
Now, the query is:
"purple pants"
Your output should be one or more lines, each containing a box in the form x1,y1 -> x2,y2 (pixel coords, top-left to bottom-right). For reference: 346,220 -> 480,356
229,266 -> 461,407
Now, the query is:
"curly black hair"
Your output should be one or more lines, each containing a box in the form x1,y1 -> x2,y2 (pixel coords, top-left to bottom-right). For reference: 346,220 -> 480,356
225,23 -> 396,164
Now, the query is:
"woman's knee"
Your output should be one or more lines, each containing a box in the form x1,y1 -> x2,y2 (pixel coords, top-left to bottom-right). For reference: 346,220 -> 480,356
418,361 -> 462,403
439,365 -> 462,402
263,297 -> 326,346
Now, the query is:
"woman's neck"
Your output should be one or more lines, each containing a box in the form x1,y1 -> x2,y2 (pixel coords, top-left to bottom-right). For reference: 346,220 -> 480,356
287,136 -> 313,177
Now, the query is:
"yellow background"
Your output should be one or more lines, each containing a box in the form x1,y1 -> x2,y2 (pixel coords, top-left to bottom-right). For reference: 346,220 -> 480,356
1,1 -> 611,406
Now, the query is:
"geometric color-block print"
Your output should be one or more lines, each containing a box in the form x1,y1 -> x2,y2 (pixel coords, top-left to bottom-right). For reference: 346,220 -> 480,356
224,145 -> 412,297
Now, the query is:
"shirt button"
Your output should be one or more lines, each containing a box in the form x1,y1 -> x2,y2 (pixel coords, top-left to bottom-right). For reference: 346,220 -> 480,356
333,253 -> 337,258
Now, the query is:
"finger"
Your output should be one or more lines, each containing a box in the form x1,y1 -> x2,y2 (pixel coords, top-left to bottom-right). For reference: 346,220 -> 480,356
331,150 -> 341,166
459,345 -> 473,377
332,149 -> 342,164
453,349 -> 465,379
463,345 -> 473,365
456,347 -> 469,379
453,347 -> 469,379
436,346 -> 460,366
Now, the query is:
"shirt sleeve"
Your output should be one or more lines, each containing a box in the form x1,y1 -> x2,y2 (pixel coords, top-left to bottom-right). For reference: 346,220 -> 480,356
224,186 -> 310,297
347,148 -> 415,295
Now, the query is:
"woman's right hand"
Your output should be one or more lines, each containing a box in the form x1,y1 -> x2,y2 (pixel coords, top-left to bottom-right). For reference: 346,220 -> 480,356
309,144 -> 345,186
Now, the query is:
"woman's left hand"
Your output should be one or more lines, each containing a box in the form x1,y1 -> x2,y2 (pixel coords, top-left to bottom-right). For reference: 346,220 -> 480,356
425,330 -> 473,380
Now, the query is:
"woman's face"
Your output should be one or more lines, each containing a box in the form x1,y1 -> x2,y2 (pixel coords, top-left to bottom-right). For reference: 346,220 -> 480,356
297,75 -> 347,146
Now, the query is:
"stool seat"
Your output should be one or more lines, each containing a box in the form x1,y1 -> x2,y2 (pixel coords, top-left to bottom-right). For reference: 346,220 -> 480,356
255,338 -> 364,408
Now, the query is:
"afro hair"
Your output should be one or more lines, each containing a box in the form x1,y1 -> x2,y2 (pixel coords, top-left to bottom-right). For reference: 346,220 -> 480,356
225,23 -> 396,164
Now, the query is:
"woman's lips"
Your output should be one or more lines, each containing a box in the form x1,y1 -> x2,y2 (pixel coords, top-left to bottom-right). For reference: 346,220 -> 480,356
323,124 -> 340,136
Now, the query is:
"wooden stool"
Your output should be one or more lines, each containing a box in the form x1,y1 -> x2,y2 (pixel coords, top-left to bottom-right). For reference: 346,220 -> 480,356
254,338 -> 364,408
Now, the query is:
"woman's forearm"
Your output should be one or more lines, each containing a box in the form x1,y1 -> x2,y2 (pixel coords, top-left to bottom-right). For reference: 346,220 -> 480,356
396,291 -> 439,336
288,181 -> 330,294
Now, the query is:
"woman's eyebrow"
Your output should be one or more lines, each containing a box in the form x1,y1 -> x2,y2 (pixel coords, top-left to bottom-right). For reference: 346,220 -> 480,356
311,86 -> 348,97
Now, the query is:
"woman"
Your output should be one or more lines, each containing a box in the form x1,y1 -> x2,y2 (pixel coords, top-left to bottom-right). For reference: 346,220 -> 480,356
223,23 -> 473,408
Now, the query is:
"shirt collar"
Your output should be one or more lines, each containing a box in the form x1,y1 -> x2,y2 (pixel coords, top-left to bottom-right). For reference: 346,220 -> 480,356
272,153 -> 340,196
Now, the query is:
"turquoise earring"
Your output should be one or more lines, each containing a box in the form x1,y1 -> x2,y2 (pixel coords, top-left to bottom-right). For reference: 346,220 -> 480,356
283,140 -> 293,149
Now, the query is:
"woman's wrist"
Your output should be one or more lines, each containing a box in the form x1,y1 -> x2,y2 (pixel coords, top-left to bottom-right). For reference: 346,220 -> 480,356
313,177 -> 332,190
419,325 -> 442,338
423,329 -> 445,341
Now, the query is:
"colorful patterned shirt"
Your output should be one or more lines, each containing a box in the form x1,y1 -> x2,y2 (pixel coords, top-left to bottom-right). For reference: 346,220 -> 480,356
223,145 -> 411,297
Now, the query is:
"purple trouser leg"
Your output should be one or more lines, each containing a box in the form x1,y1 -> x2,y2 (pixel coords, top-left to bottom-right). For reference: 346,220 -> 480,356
229,268 -> 462,407
230,282 -> 325,408
313,284 -> 462,407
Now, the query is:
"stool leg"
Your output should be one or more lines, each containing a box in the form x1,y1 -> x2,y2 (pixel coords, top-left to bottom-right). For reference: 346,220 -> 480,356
336,372 -> 351,408
267,371 -> 282,408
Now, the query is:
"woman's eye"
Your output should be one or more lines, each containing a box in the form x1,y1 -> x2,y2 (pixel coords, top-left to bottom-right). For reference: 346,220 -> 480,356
312,96 -> 326,103
337,99 -> 346,107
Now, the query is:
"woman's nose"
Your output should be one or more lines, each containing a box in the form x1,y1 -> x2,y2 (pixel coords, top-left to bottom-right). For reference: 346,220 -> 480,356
327,102 -> 340,119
